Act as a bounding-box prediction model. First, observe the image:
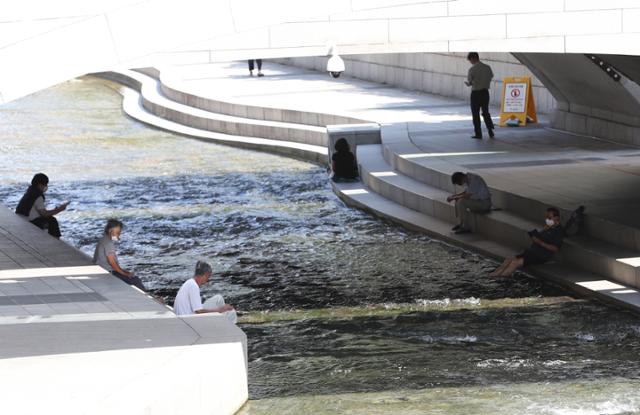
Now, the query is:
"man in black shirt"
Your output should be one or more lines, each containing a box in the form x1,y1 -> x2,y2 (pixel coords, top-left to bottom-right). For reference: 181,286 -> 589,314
489,207 -> 563,277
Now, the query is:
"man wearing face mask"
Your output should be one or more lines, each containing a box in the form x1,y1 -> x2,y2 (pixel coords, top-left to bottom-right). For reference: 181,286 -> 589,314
93,218 -> 147,291
15,173 -> 68,238
489,207 -> 564,278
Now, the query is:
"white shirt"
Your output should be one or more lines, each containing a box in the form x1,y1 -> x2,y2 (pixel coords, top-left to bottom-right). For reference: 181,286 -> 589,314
173,278 -> 203,315
28,196 -> 45,221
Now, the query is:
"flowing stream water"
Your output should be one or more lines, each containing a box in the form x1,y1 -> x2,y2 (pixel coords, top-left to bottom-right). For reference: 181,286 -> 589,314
1,77 -> 640,414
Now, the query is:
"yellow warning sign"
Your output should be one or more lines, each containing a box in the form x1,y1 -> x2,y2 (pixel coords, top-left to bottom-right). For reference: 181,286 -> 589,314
499,76 -> 537,127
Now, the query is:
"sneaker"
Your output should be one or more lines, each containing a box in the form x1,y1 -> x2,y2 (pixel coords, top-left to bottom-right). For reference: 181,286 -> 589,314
454,227 -> 471,235
257,71 -> 264,77
451,224 -> 461,231
471,135 -> 482,139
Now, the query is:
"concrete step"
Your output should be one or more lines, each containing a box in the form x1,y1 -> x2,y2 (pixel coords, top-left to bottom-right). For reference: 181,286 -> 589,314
333,172 -> 640,314
358,144 -> 640,289
148,68 -> 368,128
380,124 -> 640,253
104,79 -> 327,164
97,70 -> 328,147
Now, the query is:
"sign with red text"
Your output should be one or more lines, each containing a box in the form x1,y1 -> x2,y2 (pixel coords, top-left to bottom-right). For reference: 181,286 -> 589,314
499,77 -> 537,127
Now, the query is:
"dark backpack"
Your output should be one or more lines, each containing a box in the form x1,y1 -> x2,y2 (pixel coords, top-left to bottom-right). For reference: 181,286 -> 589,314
564,205 -> 585,237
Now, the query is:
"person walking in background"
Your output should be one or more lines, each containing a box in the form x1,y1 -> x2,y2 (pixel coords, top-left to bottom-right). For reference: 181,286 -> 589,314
331,138 -> 359,182
248,59 -> 264,77
173,260 -> 237,324
15,173 -> 68,238
93,218 -> 147,292
465,52 -> 495,139
447,171 -> 492,234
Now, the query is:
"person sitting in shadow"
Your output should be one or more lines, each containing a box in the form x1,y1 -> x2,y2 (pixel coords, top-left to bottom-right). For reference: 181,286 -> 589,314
15,173 -> 68,238
331,138 -> 358,182
489,207 -> 564,278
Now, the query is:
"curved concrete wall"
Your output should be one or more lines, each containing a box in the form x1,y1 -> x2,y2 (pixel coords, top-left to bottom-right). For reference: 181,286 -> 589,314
276,53 -> 556,114
518,53 -> 640,145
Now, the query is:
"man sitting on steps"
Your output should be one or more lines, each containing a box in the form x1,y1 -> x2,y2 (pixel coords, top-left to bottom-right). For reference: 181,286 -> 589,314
93,219 -> 147,292
15,173 -> 69,238
489,207 -> 564,278
446,171 -> 492,234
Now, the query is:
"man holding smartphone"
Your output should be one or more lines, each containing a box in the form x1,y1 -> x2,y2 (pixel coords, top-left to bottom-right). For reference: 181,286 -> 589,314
489,207 -> 564,277
15,173 -> 68,238
465,52 -> 495,139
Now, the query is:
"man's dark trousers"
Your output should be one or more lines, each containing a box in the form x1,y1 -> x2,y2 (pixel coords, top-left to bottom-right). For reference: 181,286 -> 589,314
470,89 -> 494,137
248,59 -> 262,71
112,270 -> 147,292
31,216 -> 61,238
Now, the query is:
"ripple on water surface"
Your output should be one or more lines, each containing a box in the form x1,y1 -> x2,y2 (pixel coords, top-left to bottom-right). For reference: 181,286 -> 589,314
2,76 -> 640,413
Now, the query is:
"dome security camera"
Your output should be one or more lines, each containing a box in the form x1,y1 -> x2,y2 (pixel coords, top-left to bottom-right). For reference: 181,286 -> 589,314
327,46 -> 345,78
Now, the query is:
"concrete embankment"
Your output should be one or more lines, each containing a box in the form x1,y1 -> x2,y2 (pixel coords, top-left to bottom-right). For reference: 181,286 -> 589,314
0,206 -> 248,414
100,61 -> 640,316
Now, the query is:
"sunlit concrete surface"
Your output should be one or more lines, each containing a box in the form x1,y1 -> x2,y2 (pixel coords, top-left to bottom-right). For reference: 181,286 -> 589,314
0,207 -> 248,414
3,1 -> 640,102
157,61 -> 478,124
276,53 -> 557,114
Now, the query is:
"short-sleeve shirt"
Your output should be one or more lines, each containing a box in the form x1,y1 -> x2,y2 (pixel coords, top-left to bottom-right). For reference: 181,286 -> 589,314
93,235 -> 117,272
467,62 -> 494,91
173,278 -> 203,315
529,225 -> 564,261
28,196 -> 45,221
466,173 -> 491,201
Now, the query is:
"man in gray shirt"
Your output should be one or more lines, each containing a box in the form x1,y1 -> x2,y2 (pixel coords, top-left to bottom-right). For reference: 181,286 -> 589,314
465,52 -> 495,139
94,218 -> 146,291
446,172 -> 492,234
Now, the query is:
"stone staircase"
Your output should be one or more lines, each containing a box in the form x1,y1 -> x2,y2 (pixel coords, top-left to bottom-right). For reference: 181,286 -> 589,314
340,121 -> 640,294
93,69 -> 369,164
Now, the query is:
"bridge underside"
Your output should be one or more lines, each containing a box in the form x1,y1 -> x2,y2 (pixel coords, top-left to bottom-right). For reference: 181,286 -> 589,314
2,1 -> 640,144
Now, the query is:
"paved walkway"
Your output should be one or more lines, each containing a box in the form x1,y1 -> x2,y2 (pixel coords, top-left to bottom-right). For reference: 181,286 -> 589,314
0,206 -> 172,323
162,61 -> 640,231
0,205 -> 248,413
161,61 -> 478,123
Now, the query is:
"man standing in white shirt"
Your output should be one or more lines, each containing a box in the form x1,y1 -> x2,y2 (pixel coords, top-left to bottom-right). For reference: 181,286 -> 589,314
173,261 -> 237,324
